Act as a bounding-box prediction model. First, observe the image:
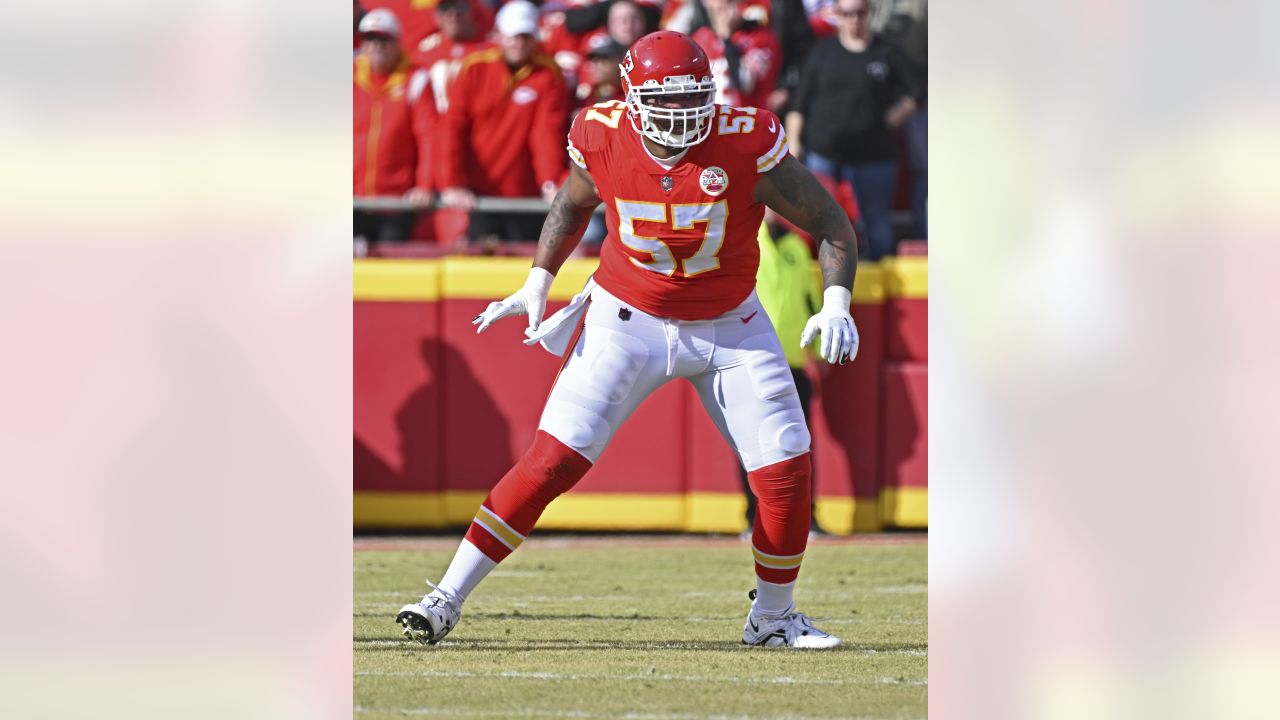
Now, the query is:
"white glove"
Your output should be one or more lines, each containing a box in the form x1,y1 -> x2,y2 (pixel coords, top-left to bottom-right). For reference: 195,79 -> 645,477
800,286 -> 859,365
472,267 -> 555,333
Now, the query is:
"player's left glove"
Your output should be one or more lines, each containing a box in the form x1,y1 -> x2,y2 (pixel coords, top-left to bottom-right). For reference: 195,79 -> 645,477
800,286 -> 859,365
473,267 -> 555,333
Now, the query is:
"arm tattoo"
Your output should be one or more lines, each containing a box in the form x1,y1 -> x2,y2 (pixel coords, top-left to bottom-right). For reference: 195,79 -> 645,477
817,232 -> 855,294
533,189 -> 594,273
758,155 -> 859,292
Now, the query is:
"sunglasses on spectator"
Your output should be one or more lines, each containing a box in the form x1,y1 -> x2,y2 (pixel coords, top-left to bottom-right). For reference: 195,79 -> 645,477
836,9 -> 870,17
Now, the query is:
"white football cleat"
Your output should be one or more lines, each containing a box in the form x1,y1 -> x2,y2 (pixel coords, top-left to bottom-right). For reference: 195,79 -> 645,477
742,590 -> 842,649
397,587 -> 462,645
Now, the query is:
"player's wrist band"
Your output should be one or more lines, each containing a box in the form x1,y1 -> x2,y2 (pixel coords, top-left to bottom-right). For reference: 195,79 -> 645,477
525,267 -> 555,296
822,286 -> 852,312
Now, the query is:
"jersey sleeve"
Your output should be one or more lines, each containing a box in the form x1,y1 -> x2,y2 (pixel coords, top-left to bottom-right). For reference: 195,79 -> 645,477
566,108 -> 593,172
566,100 -> 622,174
751,108 -> 788,174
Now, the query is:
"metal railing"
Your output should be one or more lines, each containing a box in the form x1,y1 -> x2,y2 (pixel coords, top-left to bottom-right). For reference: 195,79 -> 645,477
354,195 -> 605,214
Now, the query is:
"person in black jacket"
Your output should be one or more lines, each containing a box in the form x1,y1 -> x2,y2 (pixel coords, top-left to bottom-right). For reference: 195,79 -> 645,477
785,0 -> 924,260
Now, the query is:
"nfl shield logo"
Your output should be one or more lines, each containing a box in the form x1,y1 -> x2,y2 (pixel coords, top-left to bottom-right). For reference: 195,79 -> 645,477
660,176 -> 673,192
699,166 -> 729,197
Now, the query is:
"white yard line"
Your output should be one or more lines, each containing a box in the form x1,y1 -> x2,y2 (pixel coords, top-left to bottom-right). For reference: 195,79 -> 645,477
355,639 -> 926,656
355,706 -> 920,720
355,669 -> 925,686
873,585 -> 928,594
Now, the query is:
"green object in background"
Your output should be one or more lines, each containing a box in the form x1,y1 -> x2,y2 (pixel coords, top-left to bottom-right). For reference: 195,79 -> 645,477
755,223 -> 824,369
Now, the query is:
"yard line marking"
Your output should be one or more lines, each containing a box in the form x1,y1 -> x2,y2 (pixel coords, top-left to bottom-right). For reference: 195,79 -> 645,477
874,585 -> 928,594
356,707 -> 914,720
355,669 -> 913,686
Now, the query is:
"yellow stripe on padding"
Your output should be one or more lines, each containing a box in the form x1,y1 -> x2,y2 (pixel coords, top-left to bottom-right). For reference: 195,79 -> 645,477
352,491 -> 914,533
353,259 -> 441,301
441,257 -> 599,301
752,547 -> 804,569
882,256 -> 928,299
880,486 -> 928,528
808,261 -> 885,304
475,505 -> 525,548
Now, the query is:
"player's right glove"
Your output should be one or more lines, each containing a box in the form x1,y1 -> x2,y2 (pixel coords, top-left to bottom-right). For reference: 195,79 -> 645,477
473,267 -> 555,333
800,286 -> 859,365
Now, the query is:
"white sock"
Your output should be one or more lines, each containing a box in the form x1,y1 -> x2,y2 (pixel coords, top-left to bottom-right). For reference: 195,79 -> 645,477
753,578 -> 796,616
435,539 -> 497,604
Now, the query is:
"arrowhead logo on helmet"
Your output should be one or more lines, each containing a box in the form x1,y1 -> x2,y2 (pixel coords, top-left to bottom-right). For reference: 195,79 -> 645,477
619,31 -> 717,149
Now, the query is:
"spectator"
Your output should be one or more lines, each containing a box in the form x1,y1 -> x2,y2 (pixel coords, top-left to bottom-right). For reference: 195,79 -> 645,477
362,0 -> 495,53
564,0 -> 660,39
412,0 -> 492,195
413,0 -> 489,114
575,38 -> 628,107
693,0 -> 781,110
739,210 -> 827,540
439,1 -> 571,243
353,9 -> 435,243
593,0 -> 651,51
550,0 -> 654,85
786,0 -> 923,259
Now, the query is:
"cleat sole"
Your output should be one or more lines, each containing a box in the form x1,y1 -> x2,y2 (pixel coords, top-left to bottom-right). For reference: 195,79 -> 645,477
396,610 -> 435,645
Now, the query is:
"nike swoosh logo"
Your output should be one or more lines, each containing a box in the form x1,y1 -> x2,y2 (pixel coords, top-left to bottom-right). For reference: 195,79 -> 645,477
749,619 -> 760,632
740,311 -> 758,324
769,118 -> 776,132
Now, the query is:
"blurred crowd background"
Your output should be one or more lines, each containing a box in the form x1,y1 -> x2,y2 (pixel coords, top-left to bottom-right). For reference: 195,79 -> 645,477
354,0 -> 927,259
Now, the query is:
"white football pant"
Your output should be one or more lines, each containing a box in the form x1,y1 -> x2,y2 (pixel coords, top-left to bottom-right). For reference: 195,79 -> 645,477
539,284 -> 811,471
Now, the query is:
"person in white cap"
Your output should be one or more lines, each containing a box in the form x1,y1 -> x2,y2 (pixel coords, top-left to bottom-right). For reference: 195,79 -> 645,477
437,0 -> 570,243
354,8 -> 436,243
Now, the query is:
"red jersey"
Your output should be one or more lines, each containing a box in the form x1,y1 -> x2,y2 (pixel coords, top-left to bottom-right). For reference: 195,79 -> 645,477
692,26 -> 780,110
412,34 -> 493,190
413,33 -> 492,115
568,101 -> 790,320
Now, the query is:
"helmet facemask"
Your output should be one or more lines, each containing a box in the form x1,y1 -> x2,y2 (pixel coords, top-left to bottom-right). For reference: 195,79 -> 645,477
625,75 -> 716,149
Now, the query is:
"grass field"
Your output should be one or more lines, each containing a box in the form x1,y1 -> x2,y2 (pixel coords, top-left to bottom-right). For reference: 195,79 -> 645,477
355,534 -> 927,720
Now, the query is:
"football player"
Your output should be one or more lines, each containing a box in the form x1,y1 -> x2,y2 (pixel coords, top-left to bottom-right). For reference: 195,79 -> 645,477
399,30 -> 858,649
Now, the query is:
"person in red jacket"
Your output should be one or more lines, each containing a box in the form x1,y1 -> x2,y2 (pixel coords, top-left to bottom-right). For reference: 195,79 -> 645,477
439,1 -> 571,243
693,0 -> 781,110
353,8 -> 436,243
411,0 -> 491,193
412,0 -> 489,116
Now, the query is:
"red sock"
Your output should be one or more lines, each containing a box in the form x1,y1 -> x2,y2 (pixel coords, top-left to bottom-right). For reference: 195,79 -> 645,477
747,453 -> 812,584
464,430 -> 592,563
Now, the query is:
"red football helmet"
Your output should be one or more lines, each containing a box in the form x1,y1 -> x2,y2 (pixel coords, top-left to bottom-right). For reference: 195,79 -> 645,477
619,31 -> 717,148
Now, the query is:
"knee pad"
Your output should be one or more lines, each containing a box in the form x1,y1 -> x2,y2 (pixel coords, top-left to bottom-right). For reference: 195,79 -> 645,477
539,403 -> 613,461
752,406 -> 811,469
775,422 -> 811,455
